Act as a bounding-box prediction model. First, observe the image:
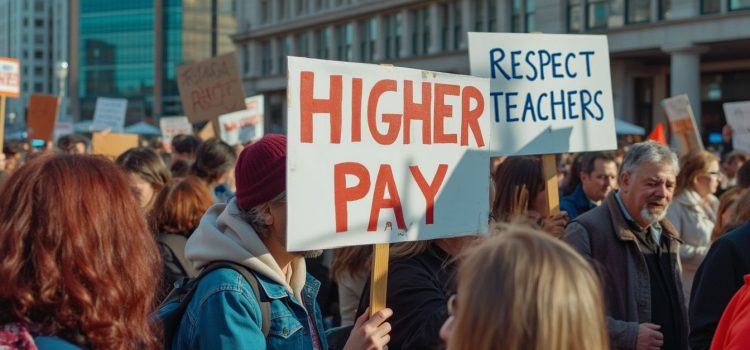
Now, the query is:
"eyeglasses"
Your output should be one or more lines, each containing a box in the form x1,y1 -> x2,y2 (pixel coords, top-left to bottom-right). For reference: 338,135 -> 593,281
705,171 -> 721,178
447,294 -> 457,316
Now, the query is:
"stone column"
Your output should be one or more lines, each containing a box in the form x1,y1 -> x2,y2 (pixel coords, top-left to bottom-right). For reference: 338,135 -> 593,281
664,44 -> 707,126
352,20 -> 362,61
460,0 -> 472,49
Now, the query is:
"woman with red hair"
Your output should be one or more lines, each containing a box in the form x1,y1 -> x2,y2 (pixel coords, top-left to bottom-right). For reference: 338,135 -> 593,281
0,154 -> 161,350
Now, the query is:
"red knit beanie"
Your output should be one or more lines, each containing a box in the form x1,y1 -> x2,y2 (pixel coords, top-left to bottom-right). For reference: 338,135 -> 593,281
235,134 -> 286,210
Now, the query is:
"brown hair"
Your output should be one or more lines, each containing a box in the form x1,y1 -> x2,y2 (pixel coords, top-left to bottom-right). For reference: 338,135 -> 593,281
330,246 -> 373,282
0,154 -> 161,349
447,225 -> 608,350
116,147 -> 172,193
731,189 -> 750,227
711,187 -> 745,241
491,157 -> 543,222
190,138 -> 237,185
675,151 -> 719,196
152,176 -> 214,235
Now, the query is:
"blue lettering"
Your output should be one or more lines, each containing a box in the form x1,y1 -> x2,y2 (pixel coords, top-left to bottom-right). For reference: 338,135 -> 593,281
525,51 -> 538,81
490,48 -> 510,80
580,89 -> 593,120
537,93 -> 549,121
550,90 -> 566,120
565,53 -> 577,78
511,50 -> 523,79
593,90 -> 604,120
551,52 -> 564,78
538,50 -> 551,80
490,92 -> 504,122
505,92 -> 519,123
567,90 -> 579,120
579,51 -> 595,77
522,93 -> 537,122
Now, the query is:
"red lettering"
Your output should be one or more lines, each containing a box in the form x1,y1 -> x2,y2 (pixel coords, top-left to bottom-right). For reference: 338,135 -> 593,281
433,83 -> 459,144
368,165 -> 406,231
461,86 -> 485,147
409,164 -> 448,225
352,78 -> 363,142
334,162 -> 370,233
367,80 -> 401,145
403,81 -> 432,144
300,71 -> 342,144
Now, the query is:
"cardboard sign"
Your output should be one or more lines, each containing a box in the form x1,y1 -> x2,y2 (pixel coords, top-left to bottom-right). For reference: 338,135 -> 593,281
160,116 -> 193,142
468,33 -> 617,156
0,57 -> 20,98
197,121 -> 216,140
27,94 -> 60,141
53,121 -> 74,142
91,97 -> 128,133
723,101 -> 750,154
177,52 -> 246,123
287,57 -> 491,251
91,132 -> 139,159
218,95 -> 265,145
661,94 -> 704,155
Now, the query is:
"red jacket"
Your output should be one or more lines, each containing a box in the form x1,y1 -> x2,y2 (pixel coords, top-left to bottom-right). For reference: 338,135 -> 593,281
711,274 -> 750,350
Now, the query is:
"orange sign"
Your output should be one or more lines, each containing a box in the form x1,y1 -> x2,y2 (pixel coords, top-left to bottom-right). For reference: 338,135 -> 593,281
92,132 -> 139,159
27,94 -> 60,141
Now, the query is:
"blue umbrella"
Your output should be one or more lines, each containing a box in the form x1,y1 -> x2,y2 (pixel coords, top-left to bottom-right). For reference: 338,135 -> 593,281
124,121 -> 161,136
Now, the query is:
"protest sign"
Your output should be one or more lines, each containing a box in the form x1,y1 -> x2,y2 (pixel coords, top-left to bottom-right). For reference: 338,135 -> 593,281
160,116 -> 193,146
92,132 -> 138,159
91,97 -> 128,133
197,121 -> 216,140
53,121 -> 74,142
177,52 -> 246,123
723,101 -> 750,154
218,95 -> 265,145
287,56 -> 491,251
27,94 -> 60,141
468,33 -> 616,156
0,57 -> 20,98
661,94 -> 704,155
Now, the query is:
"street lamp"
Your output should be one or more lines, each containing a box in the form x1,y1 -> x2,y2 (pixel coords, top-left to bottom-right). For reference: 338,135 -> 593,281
55,61 -> 68,122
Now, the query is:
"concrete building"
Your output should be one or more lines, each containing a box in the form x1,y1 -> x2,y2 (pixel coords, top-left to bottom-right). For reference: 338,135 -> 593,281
233,0 -> 750,142
69,0 -> 237,123
0,0 -> 69,130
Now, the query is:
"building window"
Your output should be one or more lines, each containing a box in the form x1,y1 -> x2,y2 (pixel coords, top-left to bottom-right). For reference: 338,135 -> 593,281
473,0 -> 484,30
511,0 -> 522,32
585,0 -> 623,29
280,37 -> 291,72
359,18 -> 376,62
441,4 -> 450,50
660,0 -> 671,19
730,0 -> 750,10
261,41 -> 272,74
336,23 -> 353,61
701,0 -> 720,13
453,4 -> 462,50
296,0 -> 306,15
295,33 -> 309,57
316,28 -> 330,59
568,0 -> 582,31
385,13 -> 401,59
243,45 -> 250,74
488,0 -> 497,31
34,51 -> 43,59
411,7 -> 430,56
261,1 -> 269,24
525,0 -> 536,32
34,83 -> 43,92
627,0 -> 651,23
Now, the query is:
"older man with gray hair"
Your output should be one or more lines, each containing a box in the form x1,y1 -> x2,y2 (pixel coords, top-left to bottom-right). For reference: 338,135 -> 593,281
564,141 -> 688,350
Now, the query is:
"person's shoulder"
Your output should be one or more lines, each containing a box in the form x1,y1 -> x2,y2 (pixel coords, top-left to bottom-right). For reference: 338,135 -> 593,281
33,336 -> 83,350
193,267 -> 257,303
719,222 -> 750,247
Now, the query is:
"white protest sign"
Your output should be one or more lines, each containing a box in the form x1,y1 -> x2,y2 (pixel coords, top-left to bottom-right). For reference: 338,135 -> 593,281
160,116 -> 193,142
53,121 -> 74,142
91,97 -> 128,133
723,101 -> 750,154
469,33 -> 616,156
661,94 -> 704,155
0,57 -> 21,98
287,57 -> 491,251
218,95 -> 265,145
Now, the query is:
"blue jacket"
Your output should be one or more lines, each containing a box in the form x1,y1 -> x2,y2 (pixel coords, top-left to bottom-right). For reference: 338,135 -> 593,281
169,267 -> 328,350
559,184 -> 597,220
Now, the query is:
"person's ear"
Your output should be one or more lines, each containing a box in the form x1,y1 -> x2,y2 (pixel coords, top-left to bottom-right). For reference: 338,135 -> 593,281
619,171 -> 630,191
579,171 -> 588,182
261,205 -> 274,226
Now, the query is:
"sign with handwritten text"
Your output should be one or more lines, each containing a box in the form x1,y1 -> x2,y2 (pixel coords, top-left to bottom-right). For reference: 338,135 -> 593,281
177,52 -> 246,123
469,33 -> 616,156
287,57 -> 491,251
723,101 -> 750,154
0,57 -> 20,98
27,94 -> 60,141
662,94 -> 704,155
91,97 -> 127,133
218,95 -> 265,145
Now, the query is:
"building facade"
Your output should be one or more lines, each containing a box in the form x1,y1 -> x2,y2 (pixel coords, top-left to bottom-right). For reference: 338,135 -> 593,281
233,0 -> 750,141
0,0 -> 69,131
70,0 -> 237,123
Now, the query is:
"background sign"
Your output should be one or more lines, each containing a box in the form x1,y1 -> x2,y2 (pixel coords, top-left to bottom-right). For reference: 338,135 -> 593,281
91,97 -> 128,133
723,101 -> 750,154
160,116 -> 193,143
218,95 -> 265,145
469,33 -> 616,156
287,57 -> 491,251
177,52 -> 246,123
92,132 -> 138,159
0,57 -> 20,98
27,94 -> 60,141
661,94 -> 704,155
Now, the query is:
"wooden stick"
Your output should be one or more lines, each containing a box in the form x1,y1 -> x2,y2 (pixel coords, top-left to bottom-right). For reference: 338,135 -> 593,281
0,95 -> 6,153
541,154 -> 560,216
369,243 -> 390,317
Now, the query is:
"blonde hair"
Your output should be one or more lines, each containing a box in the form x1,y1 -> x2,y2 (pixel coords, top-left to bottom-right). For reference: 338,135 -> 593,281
675,150 -> 719,196
447,225 -> 608,350
711,187 -> 745,241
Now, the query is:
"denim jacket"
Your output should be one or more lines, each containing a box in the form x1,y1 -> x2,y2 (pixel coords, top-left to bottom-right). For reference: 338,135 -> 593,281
169,267 -> 329,350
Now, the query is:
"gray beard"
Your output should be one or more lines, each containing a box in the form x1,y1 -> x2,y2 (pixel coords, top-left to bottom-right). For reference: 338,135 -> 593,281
640,206 -> 667,225
302,250 -> 324,258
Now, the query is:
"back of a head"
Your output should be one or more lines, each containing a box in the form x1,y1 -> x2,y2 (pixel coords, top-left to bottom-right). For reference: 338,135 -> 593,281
116,147 -> 172,191
152,176 -> 214,235
56,134 -> 89,154
447,226 -> 608,350
0,154 -> 160,349
491,157 -> 542,222
675,150 -> 720,195
190,138 -> 237,185
172,134 -> 201,157
737,160 -> 750,189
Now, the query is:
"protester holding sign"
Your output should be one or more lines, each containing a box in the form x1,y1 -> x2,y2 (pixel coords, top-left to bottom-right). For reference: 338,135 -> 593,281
0,154 -> 161,349
666,151 -> 721,302
161,134 -> 392,350
116,148 -> 172,212
440,225 -> 608,350
565,141 -> 688,350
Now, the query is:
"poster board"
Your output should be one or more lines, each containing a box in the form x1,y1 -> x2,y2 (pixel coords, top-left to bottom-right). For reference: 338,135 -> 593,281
177,52 -> 246,123
286,57 -> 491,251
0,57 -> 21,98
661,94 -> 704,155
197,121 -> 216,140
218,95 -> 265,145
160,116 -> 193,144
27,94 -> 60,141
91,97 -> 128,133
722,101 -> 750,154
468,33 -> 617,156
91,132 -> 138,159
53,121 -> 74,142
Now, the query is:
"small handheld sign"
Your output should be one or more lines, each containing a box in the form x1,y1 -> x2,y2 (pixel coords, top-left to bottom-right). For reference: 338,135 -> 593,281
661,94 -> 703,156
0,57 -> 21,153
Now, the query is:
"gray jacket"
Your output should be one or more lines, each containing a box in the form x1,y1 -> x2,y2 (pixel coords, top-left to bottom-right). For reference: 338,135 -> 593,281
564,193 -> 688,350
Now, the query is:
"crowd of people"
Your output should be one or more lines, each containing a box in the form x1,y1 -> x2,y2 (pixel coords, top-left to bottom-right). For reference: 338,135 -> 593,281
0,131 -> 749,350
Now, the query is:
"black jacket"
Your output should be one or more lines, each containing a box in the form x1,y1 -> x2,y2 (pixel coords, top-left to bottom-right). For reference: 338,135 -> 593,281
689,221 -> 750,350
357,244 -> 456,350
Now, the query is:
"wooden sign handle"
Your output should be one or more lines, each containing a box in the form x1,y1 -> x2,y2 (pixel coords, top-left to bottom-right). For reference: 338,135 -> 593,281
542,154 -> 560,216
0,95 -> 5,154
369,243 -> 390,317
